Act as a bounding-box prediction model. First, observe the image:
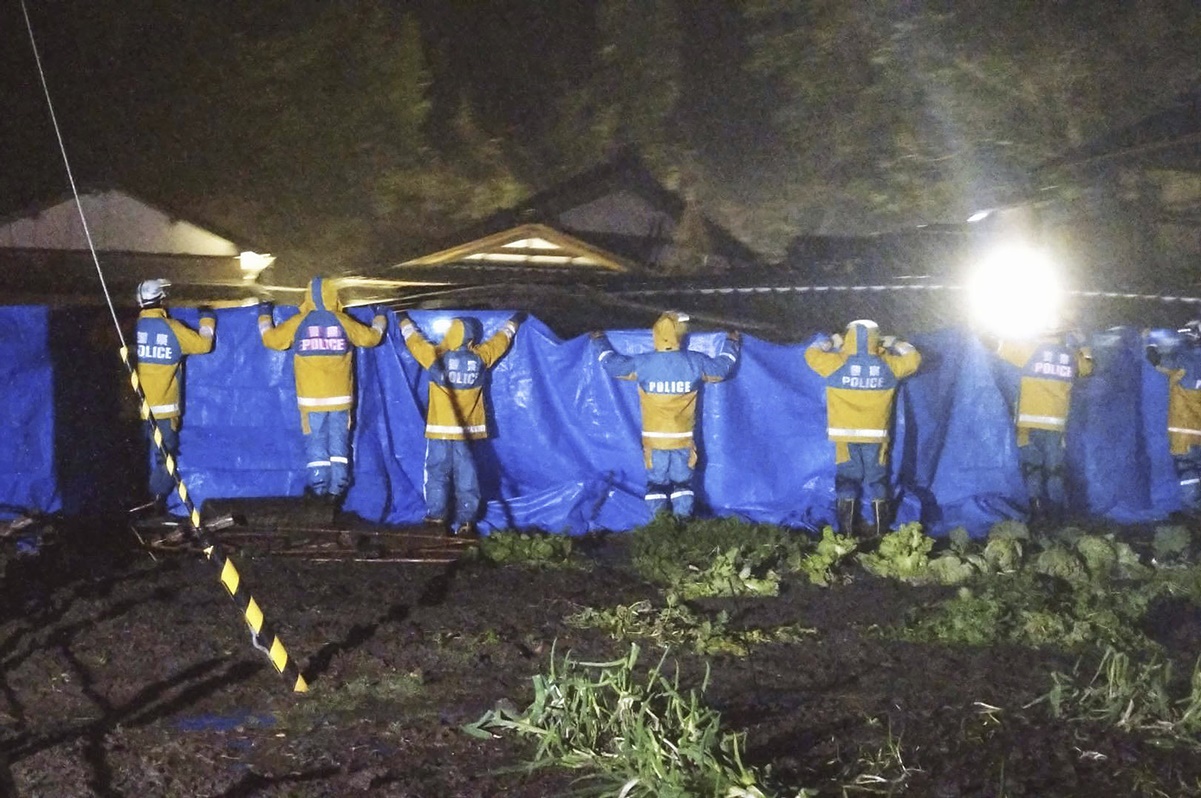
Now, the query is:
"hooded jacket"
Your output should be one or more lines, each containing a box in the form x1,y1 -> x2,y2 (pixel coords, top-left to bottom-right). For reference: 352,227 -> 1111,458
997,335 -> 1093,442
135,307 -> 215,422
593,313 -> 739,458
399,315 -> 518,440
805,320 -> 921,462
1151,342 -> 1201,456
258,277 -> 386,432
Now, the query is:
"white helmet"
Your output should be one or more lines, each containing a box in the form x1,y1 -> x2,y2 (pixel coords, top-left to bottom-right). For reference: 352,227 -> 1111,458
136,278 -> 171,307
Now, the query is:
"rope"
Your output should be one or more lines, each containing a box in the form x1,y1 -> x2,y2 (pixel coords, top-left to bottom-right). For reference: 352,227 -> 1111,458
20,0 -> 307,693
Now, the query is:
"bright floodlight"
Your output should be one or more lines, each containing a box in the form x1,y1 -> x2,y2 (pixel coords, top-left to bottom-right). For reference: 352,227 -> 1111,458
430,316 -> 453,336
967,246 -> 1062,339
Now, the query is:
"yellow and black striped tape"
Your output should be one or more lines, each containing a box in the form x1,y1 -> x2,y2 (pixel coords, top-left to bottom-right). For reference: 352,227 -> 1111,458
121,345 -> 309,693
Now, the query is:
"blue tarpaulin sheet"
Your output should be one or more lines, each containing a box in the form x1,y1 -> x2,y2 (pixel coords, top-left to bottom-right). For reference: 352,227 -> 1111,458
0,306 -> 60,518
0,304 -> 1191,533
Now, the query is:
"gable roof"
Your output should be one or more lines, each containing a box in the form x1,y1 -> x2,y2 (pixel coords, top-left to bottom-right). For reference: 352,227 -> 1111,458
387,149 -> 760,275
401,223 -> 632,272
0,188 -> 274,306
0,188 -> 256,256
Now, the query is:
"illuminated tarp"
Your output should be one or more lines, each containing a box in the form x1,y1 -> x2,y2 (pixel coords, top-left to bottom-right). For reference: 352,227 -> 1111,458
0,304 -> 1185,532
0,307 -> 59,518
166,307 -> 1181,535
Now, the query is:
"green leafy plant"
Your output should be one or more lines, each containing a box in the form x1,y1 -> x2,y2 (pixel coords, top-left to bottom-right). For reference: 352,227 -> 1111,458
479,530 -> 576,566
898,573 -> 1165,653
566,598 -> 816,657
858,522 -> 935,583
463,643 -> 814,797
792,527 -> 858,587
630,516 -> 807,597
1152,525 -> 1193,564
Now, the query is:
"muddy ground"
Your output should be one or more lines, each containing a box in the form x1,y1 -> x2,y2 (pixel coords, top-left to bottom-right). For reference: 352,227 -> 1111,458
2,518 -> 1200,798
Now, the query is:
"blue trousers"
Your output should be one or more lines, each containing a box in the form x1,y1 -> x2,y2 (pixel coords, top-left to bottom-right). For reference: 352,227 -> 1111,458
305,410 -> 351,497
147,418 -> 179,499
1019,427 -> 1066,508
646,448 -> 695,517
835,443 -> 888,501
424,438 -> 480,526
1174,446 -> 1201,511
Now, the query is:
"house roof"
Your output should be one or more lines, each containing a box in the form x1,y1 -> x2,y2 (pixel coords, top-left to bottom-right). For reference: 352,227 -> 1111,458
399,223 -> 633,272
0,188 -> 270,306
384,149 -> 761,277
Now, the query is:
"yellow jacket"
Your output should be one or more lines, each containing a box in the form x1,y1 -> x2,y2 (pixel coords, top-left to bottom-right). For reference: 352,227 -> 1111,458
805,320 -> 920,463
399,315 -> 518,440
593,313 -> 739,461
1152,346 -> 1201,455
134,307 -> 215,424
997,336 -> 1093,443
259,277 -> 386,432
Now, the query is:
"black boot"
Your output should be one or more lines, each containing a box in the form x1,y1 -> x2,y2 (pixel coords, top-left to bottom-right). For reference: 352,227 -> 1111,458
870,499 -> 891,539
1028,497 -> 1044,526
836,499 -> 857,537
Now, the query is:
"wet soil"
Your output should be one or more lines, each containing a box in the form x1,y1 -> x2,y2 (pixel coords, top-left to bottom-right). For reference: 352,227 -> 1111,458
2,521 -> 1200,797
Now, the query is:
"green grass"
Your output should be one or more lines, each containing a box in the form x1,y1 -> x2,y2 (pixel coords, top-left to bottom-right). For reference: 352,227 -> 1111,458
463,642 -> 813,797
565,597 -> 816,657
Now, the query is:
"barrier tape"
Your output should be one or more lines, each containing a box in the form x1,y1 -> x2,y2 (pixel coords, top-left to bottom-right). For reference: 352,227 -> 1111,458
123,347 -> 309,692
611,282 -> 1201,304
21,0 -> 307,693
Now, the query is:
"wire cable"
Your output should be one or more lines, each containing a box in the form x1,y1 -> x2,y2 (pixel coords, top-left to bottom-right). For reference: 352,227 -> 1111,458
19,0 -> 308,692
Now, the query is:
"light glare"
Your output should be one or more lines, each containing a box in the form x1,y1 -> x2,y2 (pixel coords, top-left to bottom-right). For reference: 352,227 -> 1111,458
968,246 -> 1062,339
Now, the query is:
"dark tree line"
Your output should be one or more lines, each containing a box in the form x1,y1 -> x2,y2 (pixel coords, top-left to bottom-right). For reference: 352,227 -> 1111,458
2,0 -> 1199,274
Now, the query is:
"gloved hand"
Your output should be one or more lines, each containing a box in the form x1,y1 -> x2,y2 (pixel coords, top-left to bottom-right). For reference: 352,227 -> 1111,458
198,305 -> 216,323
1146,344 -> 1162,367
727,330 -> 742,344
372,314 -> 388,332
256,301 -> 273,318
510,311 -> 528,325
396,311 -> 413,326
881,335 -> 897,350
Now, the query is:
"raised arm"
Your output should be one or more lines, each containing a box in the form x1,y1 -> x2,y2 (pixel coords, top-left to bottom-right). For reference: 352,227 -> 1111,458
258,302 -> 303,351
475,315 -> 521,368
882,338 -> 922,380
397,312 -> 438,369
339,309 -> 388,348
700,330 -> 741,383
590,331 -> 638,381
171,309 -> 215,355
804,334 -> 844,377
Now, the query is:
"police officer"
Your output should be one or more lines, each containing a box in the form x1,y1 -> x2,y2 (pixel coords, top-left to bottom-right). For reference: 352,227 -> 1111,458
133,278 -> 215,515
1146,321 -> 1201,515
397,312 -> 522,536
805,320 -> 921,538
258,277 -> 387,506
994,329 -> 1093,522
592,312 -> 740,519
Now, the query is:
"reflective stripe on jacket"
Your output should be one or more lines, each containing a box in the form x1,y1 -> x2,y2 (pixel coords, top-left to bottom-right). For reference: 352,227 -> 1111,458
997,338 -> 1093,436
805,321 -> 920,457
593,319 -> 738,452
134,308 -> 215,421
400,316 -> 517,440
259,277 -> 386,432
1155,345 -> 1201,455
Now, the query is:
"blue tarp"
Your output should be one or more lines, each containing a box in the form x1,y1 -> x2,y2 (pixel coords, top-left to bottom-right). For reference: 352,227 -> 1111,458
0,304 -> 1190,532
0,307 -> 59,518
